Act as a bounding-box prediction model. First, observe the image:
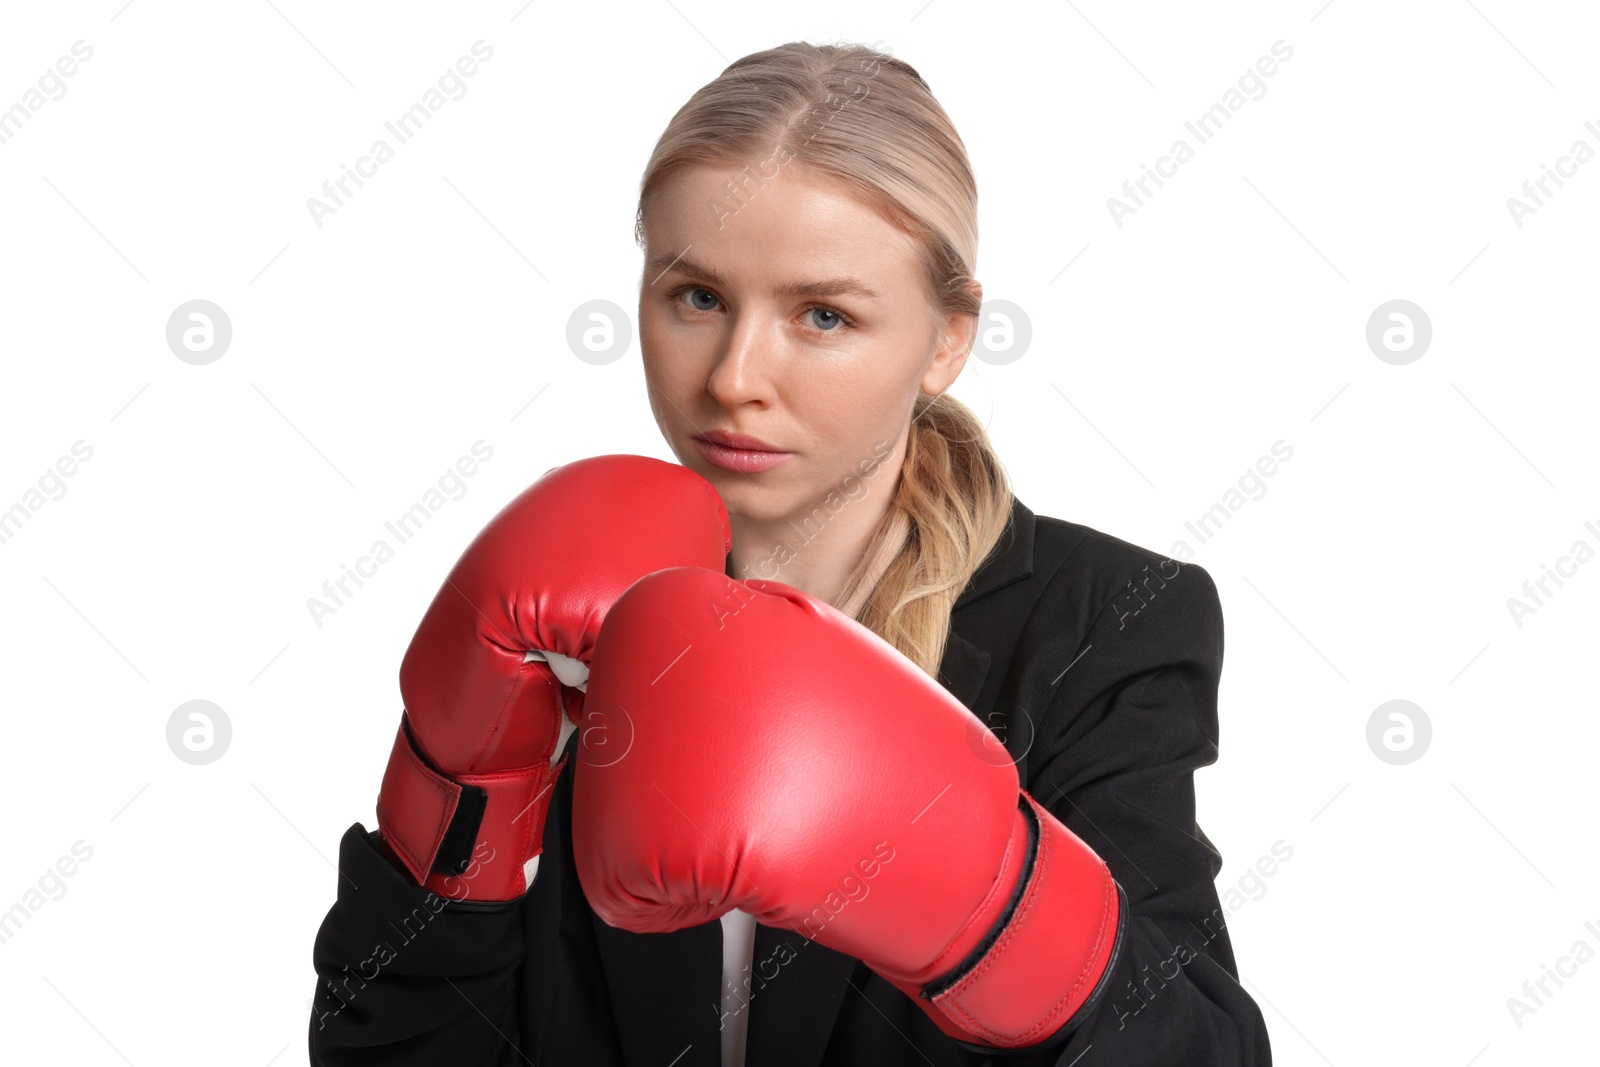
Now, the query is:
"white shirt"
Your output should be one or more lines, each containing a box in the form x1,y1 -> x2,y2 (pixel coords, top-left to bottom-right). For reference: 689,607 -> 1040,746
719,908 -> 757,1067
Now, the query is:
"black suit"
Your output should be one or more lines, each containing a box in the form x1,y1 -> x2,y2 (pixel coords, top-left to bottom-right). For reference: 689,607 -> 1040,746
309,495 -> 1274,1065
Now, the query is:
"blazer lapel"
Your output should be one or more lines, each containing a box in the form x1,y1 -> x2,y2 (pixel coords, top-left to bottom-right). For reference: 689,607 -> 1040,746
937,627 -> 991,712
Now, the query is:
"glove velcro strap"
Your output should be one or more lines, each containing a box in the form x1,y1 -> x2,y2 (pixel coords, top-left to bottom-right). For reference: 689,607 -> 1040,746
375,714 -> 567,901
922,791 -> 1126,1050
374,716 -> 476,886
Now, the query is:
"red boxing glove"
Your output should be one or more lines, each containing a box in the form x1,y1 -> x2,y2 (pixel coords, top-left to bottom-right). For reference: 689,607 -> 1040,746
573,568 -> 1124,1049
374,456 -> 729,902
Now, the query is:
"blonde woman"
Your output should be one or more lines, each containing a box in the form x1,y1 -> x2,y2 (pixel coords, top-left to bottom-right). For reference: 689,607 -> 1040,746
310,41 -> 1271,1067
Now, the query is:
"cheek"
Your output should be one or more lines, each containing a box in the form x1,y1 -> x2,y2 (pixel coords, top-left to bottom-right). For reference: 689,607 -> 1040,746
640,303 -> 704,369
805,380 -> 911,459
829,345 -> 922,416
638,311 -> 681,387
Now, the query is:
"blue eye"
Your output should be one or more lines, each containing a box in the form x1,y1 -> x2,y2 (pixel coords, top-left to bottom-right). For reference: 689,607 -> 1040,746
680,287 -> 719,311
807,307 -> 843,331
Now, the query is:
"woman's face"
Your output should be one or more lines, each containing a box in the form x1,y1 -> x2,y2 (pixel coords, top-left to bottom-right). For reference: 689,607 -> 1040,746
638,162 -> 971,527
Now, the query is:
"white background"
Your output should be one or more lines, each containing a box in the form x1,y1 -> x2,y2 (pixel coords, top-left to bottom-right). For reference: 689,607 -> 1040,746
1,1 -> 1596,1064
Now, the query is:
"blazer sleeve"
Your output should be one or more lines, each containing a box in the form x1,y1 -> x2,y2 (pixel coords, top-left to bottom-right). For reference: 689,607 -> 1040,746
954,555 -> 1272,1066
309,726 -> 626,1066
306,823 -> 531,1065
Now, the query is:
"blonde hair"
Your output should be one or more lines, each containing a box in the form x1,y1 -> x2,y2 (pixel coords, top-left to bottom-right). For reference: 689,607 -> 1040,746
636,40 -> 1013,678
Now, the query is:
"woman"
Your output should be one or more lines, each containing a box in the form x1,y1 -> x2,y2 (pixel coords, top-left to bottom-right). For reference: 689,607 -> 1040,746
309,41 -> 1272,1066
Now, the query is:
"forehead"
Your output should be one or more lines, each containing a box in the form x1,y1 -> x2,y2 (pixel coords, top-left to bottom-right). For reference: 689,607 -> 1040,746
643,162 -> 922,283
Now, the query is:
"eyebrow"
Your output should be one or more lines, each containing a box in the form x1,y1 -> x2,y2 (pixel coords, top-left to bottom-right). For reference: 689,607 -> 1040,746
646,251 -> 881,301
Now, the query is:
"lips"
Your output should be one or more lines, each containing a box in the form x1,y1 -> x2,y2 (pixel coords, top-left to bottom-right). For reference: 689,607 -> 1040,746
697,429 -> 783,452
691,433 -> 794,474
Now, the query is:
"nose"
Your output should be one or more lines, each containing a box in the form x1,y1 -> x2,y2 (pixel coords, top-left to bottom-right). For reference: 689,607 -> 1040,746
703,312 -> 778,408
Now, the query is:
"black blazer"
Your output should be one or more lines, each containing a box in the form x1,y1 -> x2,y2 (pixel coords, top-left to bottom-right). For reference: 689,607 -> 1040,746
309,495 -> 1273,1066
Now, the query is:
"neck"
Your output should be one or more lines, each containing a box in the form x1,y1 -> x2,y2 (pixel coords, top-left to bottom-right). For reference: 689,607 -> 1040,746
725,480 -> 909,614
